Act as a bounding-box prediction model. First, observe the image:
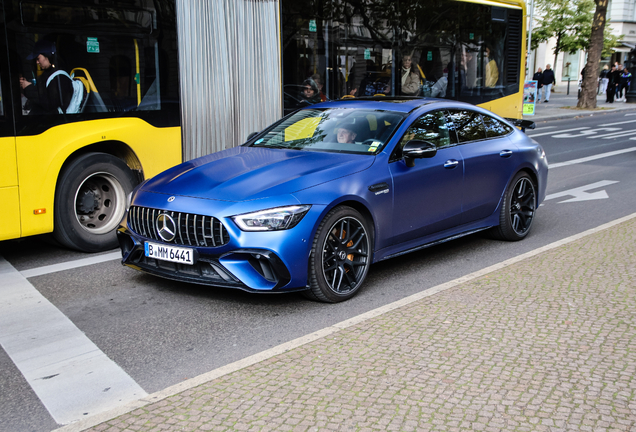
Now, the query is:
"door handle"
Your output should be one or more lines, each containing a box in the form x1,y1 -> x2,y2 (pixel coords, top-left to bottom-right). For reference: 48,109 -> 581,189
500,150 -> 513,158
444,159 -> 459,169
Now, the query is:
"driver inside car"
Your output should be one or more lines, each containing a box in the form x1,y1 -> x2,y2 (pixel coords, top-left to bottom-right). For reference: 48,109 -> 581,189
336,122 -> 358,143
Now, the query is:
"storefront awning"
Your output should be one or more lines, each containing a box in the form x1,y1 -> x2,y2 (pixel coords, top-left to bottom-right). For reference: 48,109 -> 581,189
614,42 -> 636,53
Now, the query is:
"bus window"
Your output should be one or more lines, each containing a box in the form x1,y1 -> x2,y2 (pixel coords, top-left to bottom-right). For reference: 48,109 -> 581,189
281,0 -> 523,116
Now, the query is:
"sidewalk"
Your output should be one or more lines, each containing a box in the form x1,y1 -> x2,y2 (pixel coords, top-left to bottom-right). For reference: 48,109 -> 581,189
57,213 -> 636,432
524,88 -> 636,122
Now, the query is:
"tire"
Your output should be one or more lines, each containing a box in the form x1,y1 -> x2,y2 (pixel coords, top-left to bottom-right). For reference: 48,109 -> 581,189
53,152 -> 137,252
305,206 -> 372,303
490,172 -> 537,241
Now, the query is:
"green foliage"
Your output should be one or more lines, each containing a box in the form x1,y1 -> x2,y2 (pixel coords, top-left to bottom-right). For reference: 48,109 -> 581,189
530,0 -> 596,55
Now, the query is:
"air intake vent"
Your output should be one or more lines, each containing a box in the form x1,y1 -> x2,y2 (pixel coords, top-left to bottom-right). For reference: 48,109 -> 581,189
128,206 -> 230,247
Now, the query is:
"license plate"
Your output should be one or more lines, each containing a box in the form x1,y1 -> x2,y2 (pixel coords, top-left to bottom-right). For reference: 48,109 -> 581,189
145,242 -> 194,265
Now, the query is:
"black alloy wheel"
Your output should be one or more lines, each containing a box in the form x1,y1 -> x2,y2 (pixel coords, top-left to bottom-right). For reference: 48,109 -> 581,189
491,172 -> 537,241
305,206 -> 372,303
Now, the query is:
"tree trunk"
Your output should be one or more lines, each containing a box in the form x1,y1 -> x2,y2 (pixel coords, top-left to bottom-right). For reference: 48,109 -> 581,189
578,0 -> 608,108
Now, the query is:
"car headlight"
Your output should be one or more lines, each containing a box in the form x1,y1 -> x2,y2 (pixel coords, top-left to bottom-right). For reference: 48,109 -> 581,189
232,205 -> 311,231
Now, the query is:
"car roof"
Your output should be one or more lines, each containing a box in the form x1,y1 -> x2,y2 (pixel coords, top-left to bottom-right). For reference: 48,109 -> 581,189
309,97 -> 440,113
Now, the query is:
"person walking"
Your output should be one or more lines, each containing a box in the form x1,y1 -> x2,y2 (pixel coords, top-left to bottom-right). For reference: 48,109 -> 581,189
532,67 -> 543,93
618,68 -> 632,101
606,65 -> 620,103
599,65 -> 609,94
541,64 -> 555,102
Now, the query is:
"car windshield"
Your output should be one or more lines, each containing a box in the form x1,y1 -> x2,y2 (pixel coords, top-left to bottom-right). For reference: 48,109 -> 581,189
250,108 -> 407,154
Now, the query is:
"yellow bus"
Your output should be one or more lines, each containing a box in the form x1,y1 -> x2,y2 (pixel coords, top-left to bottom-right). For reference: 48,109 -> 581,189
0,0 -> 180,252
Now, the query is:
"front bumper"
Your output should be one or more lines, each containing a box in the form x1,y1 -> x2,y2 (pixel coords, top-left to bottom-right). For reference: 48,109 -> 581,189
117,204 -> 325,292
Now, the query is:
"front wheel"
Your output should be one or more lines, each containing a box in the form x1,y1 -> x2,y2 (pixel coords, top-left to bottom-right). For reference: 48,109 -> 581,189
305,206 -> 372,303
53,152 -> 137,252
490,172 -> 537,241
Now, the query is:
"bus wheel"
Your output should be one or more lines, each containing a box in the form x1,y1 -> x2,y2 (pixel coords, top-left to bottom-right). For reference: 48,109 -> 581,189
54,152 -> 137,252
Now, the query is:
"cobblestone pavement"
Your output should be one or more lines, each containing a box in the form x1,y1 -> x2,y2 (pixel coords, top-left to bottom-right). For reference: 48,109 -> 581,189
85,218 -> 636,432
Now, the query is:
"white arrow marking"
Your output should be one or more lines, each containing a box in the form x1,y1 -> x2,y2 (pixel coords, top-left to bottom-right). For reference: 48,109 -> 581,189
552,127 -> 621,138
528,127 -> 589,138
544,180 -> 619,203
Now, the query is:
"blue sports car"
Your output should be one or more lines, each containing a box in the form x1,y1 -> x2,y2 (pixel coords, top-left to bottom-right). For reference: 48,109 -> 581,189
118,98 -> 547,302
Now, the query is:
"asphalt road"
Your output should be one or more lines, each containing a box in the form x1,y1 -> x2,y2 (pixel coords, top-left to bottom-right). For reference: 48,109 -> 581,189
2,109 -> 636,432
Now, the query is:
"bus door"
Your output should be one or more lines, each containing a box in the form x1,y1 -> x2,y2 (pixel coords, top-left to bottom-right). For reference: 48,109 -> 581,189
0,4 -> 20,241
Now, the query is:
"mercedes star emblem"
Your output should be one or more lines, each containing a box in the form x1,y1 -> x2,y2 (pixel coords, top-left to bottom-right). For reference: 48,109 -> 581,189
156,213 -> 176,242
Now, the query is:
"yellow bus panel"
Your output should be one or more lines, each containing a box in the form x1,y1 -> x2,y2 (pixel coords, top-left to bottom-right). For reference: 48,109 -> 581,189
16,118 -> 181,238
0,187 -> 21,241
0,137 -> 18,187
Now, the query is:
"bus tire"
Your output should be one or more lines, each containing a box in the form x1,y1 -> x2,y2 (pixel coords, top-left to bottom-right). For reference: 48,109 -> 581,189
53,152 -> 137,252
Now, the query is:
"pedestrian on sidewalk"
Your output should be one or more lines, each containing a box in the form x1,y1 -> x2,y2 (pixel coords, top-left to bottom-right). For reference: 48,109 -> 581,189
619,68 -> 632,101
606,65 -> 619,103
599,65 -> 609,94
541,64 -> 555,102
532,67 -> 543,93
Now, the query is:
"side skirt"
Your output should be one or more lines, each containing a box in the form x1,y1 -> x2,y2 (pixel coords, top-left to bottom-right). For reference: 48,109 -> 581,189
377,227 -> 493,262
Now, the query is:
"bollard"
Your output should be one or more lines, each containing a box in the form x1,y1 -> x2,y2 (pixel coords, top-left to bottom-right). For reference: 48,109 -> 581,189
567,78 -> 570,95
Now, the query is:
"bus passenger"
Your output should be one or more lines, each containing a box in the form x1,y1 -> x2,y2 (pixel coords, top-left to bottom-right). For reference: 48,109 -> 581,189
399,55 -> 421,96
485,44 -> 499,88
298,78 -> 322,106
19,40 -> 73,115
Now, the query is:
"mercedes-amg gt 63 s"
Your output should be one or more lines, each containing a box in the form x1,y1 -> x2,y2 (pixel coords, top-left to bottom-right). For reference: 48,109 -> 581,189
118,98 -> 547,302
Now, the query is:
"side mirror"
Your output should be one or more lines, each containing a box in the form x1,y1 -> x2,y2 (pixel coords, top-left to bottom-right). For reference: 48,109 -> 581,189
402,140 -> 437,167
246,132 -> 259,142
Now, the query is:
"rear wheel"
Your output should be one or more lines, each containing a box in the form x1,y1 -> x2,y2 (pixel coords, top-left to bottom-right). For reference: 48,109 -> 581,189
490,172 -> 536,241
53,152 -> 137,252
305,206 -> 372,303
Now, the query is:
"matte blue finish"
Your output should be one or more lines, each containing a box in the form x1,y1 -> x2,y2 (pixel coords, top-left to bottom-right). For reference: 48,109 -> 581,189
119,98 -> 548,294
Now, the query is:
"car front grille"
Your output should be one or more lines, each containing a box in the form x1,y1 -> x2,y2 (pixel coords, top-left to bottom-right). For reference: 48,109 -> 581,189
128,206 -> 230,247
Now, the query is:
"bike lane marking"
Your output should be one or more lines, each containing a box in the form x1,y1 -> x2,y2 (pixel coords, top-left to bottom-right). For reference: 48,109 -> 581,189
0,257 -> 147,425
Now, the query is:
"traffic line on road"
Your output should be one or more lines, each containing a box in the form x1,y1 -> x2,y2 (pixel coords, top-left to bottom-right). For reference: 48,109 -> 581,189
527,126 -> 589,138
52,212 -> 636,432
549,147 -> 636,168
0,257 -> 147,425
592,130 -> 636,139
599,119 -> 636,126
20,251 -> 121,278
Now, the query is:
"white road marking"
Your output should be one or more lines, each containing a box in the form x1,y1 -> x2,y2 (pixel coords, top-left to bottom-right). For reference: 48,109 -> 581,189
549,147 -> 636,168
552,127 -> 621,138
599,119 -> 636,126
0,257 -> 147,425
53,212 -> 636,432
528,126 -> 589,138
544,180 -> 619,203
592,130 -> 636,139
20,251 -> 121,278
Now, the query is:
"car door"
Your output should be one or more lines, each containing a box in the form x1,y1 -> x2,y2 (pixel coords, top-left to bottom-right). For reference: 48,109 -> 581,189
446,110 -> 516,224
389,110 -> 464,245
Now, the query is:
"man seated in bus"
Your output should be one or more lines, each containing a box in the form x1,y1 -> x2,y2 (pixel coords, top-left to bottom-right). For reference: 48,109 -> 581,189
19,40 -> 73,115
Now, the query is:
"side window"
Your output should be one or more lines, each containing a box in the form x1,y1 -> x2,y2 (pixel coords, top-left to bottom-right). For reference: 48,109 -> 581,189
398,111 -> 452,152
483,115 -> 513,137
446,110 -> 486,143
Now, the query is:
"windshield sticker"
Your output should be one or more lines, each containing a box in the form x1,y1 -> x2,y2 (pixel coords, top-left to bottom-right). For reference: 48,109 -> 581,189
368,146 -> 378,152
254,138 -> 264,144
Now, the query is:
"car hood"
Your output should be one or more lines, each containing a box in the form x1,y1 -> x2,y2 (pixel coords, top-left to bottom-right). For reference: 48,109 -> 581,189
141,146 -> 375,202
